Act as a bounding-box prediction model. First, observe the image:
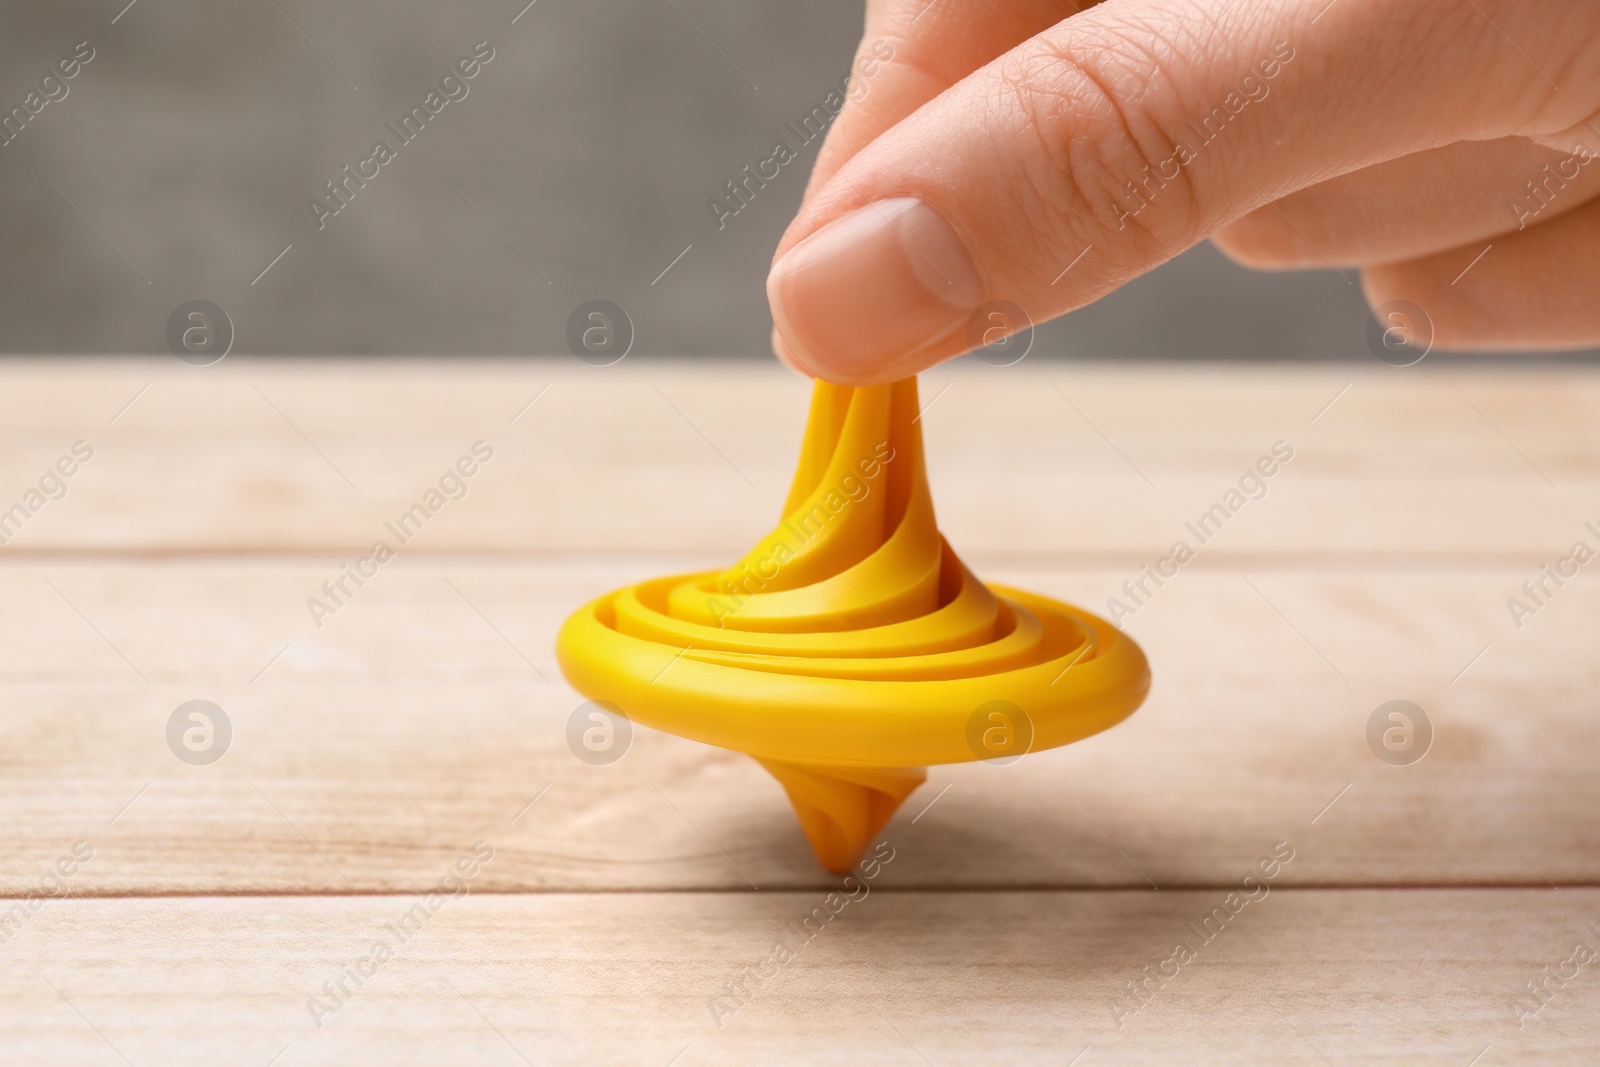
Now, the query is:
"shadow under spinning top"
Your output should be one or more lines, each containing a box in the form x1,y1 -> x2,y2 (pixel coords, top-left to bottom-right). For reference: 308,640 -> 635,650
556,378 -> 1150,873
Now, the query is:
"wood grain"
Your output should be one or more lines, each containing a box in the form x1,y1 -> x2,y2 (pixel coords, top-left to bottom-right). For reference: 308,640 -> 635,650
0,358 -> 1595,558
3,360 -> 1595,1060
2,558 -> 1593,893
2,890 -> 1596,1065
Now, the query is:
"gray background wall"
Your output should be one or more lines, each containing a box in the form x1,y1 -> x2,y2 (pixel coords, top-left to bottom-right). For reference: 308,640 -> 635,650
0,1 -> 1570,359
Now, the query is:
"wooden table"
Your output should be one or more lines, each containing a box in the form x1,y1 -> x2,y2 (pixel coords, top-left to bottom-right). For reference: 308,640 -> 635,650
1,357 -> 1596,1065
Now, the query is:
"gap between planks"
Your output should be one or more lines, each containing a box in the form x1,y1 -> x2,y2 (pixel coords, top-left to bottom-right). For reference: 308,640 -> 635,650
5,883 -> 1595,901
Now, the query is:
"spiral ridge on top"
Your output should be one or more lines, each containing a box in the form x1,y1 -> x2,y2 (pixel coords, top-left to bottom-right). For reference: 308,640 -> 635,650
557,378 -> 1149,872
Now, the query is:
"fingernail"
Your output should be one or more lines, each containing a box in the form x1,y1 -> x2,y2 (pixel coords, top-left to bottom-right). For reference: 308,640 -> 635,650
767,198 -> 983,381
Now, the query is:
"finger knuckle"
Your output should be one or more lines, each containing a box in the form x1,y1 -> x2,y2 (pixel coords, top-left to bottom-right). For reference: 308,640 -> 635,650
993,24 -> 1207,253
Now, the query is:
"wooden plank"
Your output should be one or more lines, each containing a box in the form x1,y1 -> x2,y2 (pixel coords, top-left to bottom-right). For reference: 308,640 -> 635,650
0,358 -> 1595,557
3,559 -> 1593,894
1,890 -> 1595,1064
4,361 -> 1587,1053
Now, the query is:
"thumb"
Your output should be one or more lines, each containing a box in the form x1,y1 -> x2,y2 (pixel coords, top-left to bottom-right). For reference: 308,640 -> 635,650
767,0 -> 1600,384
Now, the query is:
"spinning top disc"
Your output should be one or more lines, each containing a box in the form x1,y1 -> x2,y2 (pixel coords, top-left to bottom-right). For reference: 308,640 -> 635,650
557,377 -> 1149,872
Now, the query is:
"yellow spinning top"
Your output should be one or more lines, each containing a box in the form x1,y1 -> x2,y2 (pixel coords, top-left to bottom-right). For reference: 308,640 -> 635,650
556,377 -> 1149,872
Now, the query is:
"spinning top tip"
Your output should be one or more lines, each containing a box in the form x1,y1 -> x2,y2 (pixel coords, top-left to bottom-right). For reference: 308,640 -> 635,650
755,758 -> 926,874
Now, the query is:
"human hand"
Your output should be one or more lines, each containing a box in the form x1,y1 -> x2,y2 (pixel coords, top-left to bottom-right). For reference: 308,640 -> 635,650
766,0 -> 1600,384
